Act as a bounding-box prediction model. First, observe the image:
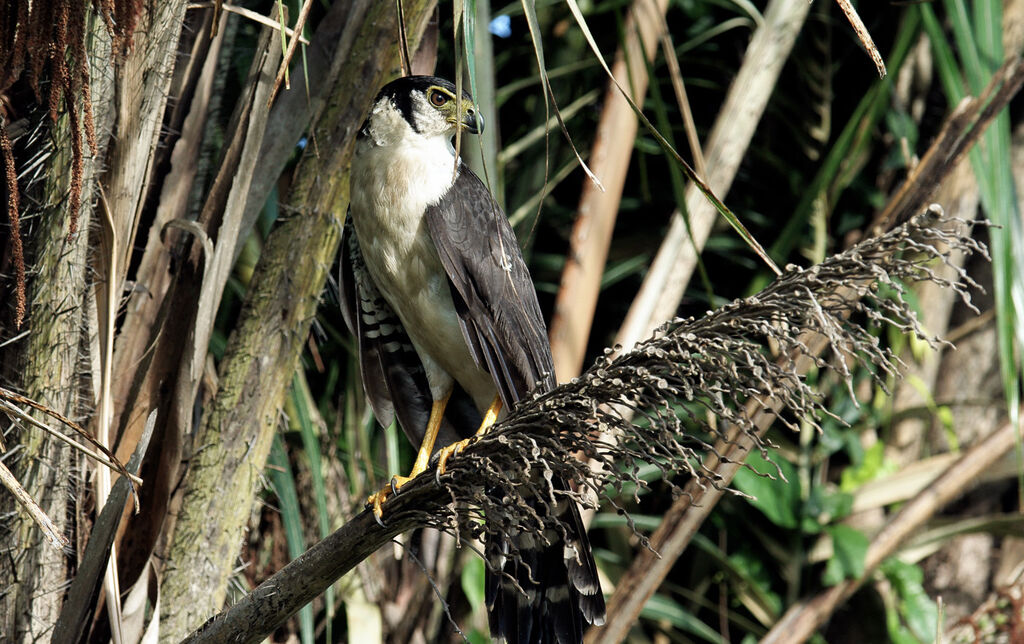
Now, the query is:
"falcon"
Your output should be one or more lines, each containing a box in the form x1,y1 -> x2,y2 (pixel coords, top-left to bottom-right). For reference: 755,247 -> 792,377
340,75 -> 605,643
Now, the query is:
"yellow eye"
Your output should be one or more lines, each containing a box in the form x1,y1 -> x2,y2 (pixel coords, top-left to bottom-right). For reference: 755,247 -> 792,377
429,91 -> 449,107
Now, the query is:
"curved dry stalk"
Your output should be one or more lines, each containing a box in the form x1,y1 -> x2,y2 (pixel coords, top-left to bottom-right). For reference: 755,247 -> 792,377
833,0 -> 886,78
0,395 -> 142,488
266,0 -> 314,107
187,2 -> 311,43
0,460 -> 68,551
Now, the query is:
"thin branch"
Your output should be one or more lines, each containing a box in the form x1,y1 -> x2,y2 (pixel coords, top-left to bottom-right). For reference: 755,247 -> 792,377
0,459 -> 68,551
0,387 -> 141,494
267,0 -> 314,107
187,2 -> 310,44
0,398 -> 143,486
833,0 -> 886,78
872,53 -> 1024,234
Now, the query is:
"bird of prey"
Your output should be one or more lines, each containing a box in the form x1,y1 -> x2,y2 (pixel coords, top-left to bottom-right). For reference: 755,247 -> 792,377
340,75 -> 606,643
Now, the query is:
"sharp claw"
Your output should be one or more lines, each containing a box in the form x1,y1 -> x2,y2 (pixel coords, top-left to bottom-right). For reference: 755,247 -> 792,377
368,492 -> 388,528
390,476 -> 400,496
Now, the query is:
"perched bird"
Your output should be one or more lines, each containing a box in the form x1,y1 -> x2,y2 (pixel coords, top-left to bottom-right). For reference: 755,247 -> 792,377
340,75 -> 606,643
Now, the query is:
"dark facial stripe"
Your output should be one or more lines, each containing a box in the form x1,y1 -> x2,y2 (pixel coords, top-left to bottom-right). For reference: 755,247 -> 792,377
363,75 -> 475,135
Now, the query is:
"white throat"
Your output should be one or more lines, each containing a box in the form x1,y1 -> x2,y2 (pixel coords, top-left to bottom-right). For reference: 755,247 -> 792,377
353,100 -> 461,216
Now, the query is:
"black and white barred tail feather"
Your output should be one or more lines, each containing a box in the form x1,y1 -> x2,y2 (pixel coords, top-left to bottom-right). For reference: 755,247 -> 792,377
487,479 -> 606,644
340,219 -> 480,450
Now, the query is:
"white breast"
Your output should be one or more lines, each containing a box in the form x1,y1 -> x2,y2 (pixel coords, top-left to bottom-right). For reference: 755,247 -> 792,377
350,130 -> 497,413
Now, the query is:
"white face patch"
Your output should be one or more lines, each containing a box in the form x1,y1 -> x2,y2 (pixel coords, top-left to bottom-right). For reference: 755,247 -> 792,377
365,99 -> 414,147
364,91 -> 456,148
408,91 -> 454,136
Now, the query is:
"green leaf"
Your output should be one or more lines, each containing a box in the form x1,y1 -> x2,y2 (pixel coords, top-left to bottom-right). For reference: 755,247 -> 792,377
840,441 -> 892,491
461,555 -> 486,614
268,435 -> 314,644
466,629 -> 491,644
822,525 -> 868,585
590,513 -> 662,532
882,558 -> 939,643
640,594 -> 725,643
806,485 -> 853,524
732,451 -> 798,530
726,547 -> 784,620
290,373 -> 335,642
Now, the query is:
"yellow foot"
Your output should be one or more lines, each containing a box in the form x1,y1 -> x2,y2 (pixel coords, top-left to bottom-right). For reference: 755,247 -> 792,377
435,438 -> 473,478
367,474 -> 414,525
435,395 -> 503,479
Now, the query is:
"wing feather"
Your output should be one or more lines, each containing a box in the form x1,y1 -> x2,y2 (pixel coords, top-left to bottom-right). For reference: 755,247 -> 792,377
420,168 -> 607,641
424,169 -> 556,407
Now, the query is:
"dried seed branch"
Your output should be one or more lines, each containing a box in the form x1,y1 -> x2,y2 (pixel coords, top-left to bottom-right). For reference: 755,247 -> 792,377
0,387 -> 141,502
0,459 -> 68,551
185,211 -> 984,644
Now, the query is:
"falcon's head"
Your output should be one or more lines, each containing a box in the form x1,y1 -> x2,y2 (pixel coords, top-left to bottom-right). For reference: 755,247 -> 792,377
360,75 -> 482,147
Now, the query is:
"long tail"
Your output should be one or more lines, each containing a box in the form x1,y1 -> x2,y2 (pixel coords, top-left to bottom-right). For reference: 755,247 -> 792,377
486,478 -> 605,644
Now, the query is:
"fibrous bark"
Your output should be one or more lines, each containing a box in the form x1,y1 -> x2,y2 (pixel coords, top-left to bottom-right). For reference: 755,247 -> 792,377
0,10 -> 117,641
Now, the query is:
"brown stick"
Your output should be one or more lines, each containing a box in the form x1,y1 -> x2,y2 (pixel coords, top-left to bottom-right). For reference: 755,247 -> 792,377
833,0 -> 886,78
548,0 -> 669,381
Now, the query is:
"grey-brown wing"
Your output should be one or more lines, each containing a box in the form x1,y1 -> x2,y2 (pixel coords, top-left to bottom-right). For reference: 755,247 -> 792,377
424,168 -> 556,408
425,173 -> 607,640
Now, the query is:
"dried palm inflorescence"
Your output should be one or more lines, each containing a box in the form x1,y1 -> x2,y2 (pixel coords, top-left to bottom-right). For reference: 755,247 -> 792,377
185,210 -> 989,643
0,0 -> 140,327
406,209 -> 987,574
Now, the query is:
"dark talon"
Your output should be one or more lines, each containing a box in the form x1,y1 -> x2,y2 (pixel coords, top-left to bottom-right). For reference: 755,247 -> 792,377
390,476 -> 400,496
374,510 -> 387,529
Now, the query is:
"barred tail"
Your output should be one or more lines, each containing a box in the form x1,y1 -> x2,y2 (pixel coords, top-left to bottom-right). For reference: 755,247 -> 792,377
486,479 -> 605,644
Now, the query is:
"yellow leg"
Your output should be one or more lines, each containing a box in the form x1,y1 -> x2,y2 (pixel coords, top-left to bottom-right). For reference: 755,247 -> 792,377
368,389 -> 452,519
435,395 -> 503,475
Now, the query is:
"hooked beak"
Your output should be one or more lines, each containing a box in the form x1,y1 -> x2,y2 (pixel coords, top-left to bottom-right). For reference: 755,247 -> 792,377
460,106 -> 483,135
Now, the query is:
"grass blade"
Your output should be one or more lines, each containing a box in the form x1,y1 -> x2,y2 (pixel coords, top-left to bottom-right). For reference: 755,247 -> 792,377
268,434 -> 314,644
564,0 -> 780,275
